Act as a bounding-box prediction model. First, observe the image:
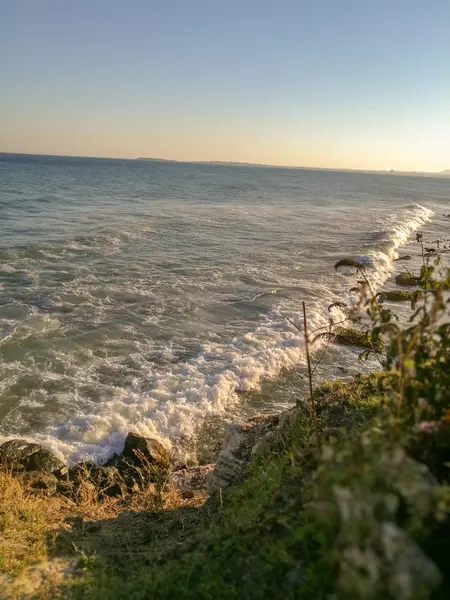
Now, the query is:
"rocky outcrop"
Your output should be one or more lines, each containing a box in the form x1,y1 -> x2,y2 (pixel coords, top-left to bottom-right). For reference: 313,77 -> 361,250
0,440 -> 67,478
0,433 -> 173,501
207,413 -> 290,493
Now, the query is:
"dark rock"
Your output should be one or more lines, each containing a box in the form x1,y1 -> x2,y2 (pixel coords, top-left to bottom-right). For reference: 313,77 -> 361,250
332,326 -> 384,352
67,462 -> 95,484
122,433 -> 170,470
89,466 -> 125,498
377,290 -> 422,303
394,255 -> 412,261
115,456 -> 157,491
0,439 -> 67,476
67,463 -> 125,498
103,453 -> 122,468
0,440 -> 41,468
26,449 -> 67,477
395,272 -> 419,286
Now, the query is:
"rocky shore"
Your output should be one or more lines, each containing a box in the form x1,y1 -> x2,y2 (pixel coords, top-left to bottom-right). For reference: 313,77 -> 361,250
0,409 -> 287,504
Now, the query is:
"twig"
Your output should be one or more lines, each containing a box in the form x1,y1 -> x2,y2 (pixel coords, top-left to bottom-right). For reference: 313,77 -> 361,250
311,336 -> 331,377
303,301 -> 321,450
280,312 -> 302,334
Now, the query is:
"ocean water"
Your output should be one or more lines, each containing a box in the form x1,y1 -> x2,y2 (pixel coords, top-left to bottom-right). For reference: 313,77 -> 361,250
0,153 -> 449,464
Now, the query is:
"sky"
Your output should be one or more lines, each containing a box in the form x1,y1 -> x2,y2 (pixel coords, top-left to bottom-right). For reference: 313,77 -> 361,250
1,0 -> 449,171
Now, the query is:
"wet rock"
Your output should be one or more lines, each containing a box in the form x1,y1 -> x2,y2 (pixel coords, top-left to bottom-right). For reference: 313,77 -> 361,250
377,290 -> 422,303
0,440 -> 41,468
122,433 -> 170,470
394,255 -> 412,261
395,272 -> 419,286
331,327 -> 384,352
0,439 -> 67,477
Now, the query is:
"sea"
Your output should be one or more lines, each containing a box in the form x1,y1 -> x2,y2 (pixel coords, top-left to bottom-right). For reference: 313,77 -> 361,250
0,153 -> 449,465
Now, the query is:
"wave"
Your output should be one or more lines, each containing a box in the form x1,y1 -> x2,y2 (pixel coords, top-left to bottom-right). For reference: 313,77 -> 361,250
0,204 -> 434,466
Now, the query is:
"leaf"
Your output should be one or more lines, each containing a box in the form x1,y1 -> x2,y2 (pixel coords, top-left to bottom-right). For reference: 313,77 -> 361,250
328,301 -> 348,312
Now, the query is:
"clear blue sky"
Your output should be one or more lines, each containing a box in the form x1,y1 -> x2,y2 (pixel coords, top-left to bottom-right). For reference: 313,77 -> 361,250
1,0 -> 449,170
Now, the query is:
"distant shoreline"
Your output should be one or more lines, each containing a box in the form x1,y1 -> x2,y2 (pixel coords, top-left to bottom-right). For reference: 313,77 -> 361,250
1,152 -> 449,177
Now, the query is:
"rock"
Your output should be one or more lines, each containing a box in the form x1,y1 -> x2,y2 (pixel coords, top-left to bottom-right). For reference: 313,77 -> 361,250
122,433 -> 170,470
0,439 -> 67,477
170,464 -> 215,495
377,290 -> 422,303
103,452 -> 122,468
20,472 -> 58,494
395,272 -> 419,286
331,326 -> 384,352
394,255 -> 412,261
67,462 -> 94,482
89,466 -> 125,498
67,464 -> 125,498
26,449 -> 67,477
207,414 -> 282,493
0,440 -> 41,468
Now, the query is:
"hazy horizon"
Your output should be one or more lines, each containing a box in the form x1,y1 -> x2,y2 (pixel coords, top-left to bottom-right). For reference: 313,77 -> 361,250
1,0 -> 449,172
1,150 -> 449,175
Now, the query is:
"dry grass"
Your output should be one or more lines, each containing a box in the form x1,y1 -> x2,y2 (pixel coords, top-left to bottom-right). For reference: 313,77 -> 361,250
0,466 -> 208,598
0,469 -> 67,574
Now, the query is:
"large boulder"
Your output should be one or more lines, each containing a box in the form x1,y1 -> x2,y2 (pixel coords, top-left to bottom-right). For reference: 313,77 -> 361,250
0,439 -> 67,477
122,433 -> 170,470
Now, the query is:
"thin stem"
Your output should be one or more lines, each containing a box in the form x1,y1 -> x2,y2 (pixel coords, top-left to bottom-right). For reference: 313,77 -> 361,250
357,267 -> 377,301
311,337 -> 331,377
303,301 -> 321,450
